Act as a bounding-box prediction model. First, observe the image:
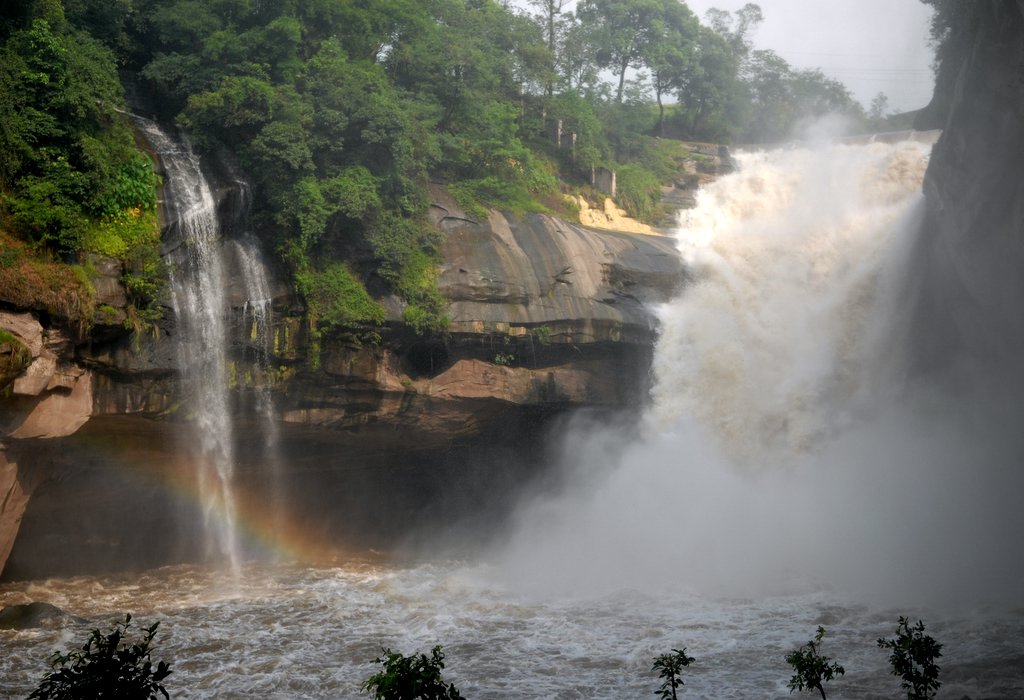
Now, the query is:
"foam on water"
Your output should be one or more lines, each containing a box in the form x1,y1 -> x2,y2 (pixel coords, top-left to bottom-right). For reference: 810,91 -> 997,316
2,562 -> 1023,698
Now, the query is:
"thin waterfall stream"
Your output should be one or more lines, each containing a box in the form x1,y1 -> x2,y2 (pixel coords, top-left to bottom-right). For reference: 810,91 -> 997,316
133,118 -> 242,571
232,234 -> 285,551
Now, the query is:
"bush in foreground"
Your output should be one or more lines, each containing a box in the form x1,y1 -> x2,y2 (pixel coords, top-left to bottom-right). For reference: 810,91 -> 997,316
28,614 -> 171,700
877,616 -> 943,700
652,647 -> 696,700
786,626 -> 845,700
363,645 -> 463,700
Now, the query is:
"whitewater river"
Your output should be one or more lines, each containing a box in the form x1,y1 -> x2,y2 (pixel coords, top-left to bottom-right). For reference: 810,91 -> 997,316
2,560 -> 1024,699
4,136 -> 1024,698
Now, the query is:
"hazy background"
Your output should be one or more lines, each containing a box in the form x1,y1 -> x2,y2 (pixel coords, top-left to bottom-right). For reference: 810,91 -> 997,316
513,0 -> 937,114
685,0 -> 935,112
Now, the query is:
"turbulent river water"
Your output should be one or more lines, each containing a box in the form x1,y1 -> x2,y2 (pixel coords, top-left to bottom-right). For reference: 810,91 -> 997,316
3,137 -> 1024,698
1,561 -> 1023,698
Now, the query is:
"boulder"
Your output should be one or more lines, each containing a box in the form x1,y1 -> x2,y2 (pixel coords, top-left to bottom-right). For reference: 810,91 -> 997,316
9,369 -> 93,439
0,311 -> 44,358
0,601 -> 81,630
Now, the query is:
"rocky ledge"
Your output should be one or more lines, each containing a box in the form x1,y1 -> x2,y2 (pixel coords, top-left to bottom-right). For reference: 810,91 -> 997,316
0,187 -> 683,578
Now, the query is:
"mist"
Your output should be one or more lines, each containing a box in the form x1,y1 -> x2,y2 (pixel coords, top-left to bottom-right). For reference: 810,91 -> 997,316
490,136 -> 1024,608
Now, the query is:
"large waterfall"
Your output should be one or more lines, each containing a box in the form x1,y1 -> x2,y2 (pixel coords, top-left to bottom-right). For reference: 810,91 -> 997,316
495,136 -> 1024,605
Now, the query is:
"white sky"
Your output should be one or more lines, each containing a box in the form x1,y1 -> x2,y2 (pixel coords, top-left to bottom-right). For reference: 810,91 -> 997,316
670,0 -> 937,112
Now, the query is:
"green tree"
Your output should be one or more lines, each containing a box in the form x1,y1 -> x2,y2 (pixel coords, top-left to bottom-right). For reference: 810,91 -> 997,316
525,0 -> 570,96
877,617 -> 943,700
785,626 -> 845,700
643,0 -> 699,136
28,614 -> 172,700
556,11 -> 600,94
652,648 -> 695,700
577,0 -> 664,104
868,91 -> 890,128
734,47 -> 862,143
704,2 -> 763,61
362,645 -> 463,700
0,10 -> 158,257
675,25 -> 740,140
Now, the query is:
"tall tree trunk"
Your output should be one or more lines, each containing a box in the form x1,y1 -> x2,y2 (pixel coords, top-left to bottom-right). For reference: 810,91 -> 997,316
656,89 -> 665,137
616,57 -> 629,103
692,96 -> 708,137
546,6 -> 556,97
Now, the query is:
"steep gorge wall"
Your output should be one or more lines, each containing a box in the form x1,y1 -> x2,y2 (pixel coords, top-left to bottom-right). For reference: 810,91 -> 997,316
0,161 -> 683,577
904,1 -> 1024,383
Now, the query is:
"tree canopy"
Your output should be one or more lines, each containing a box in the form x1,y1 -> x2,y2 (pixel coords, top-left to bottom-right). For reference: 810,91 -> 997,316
1,0 -> 887,337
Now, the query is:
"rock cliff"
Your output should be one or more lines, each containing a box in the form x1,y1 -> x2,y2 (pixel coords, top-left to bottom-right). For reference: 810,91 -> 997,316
0,170 -> 682,577
904,2 -> 1024,384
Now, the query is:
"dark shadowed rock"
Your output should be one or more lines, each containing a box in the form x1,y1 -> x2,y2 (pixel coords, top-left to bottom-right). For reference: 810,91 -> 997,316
902,2 -> 1024,384
0,601 -> 82,630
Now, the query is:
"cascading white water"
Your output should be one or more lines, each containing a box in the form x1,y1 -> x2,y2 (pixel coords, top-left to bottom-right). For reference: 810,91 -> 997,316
232,235 -> 285,548
649,142 -> 929,461
134,119 -> 241,571
234,236 -> 275,438
495,135 -> 1024,606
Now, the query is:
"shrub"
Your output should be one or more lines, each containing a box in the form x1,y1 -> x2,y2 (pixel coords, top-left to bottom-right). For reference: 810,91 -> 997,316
362,645 -> 463,700
28,614 -> 172,700
786,626 -> 845,700
0,234 -> 96,324
615,163 -> 663,223
0,330 -> 32,379
367,214 -> 449,335
877,617 -> 942,700
652,648 -> 695,700
295,263 -> 386,332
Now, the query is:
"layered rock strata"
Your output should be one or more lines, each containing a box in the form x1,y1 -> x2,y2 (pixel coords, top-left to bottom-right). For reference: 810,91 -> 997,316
0,185 -> 682,577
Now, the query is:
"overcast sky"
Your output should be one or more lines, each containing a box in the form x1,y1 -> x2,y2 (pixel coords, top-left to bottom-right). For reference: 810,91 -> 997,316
674,0 -> 937,112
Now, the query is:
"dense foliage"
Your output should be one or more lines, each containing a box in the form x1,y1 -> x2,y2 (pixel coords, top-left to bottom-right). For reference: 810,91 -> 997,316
27,614 -> 172,700
1,0 -> 888,340
0,0 -> 162,326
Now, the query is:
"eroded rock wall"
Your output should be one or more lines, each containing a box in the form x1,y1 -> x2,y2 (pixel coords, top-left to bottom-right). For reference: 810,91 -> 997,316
1,187 -> 683,578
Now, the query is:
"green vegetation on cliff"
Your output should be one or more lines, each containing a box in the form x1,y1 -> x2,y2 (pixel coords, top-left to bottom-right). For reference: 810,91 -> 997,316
0,1 -> 162,327
1,0 -> 889,340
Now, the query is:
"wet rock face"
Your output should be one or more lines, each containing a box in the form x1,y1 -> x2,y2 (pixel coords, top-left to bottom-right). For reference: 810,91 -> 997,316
0,200 -> 683,578
267,204 -> 682,446
435,208 -> 680,344
905,3 -> 1024,381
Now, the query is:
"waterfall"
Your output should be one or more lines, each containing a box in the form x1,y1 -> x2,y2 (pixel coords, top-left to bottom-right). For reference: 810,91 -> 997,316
134,118 -> 242,571
232,235 -> 285,551
648,142 -> 931,463
496,135 -> 1024,606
